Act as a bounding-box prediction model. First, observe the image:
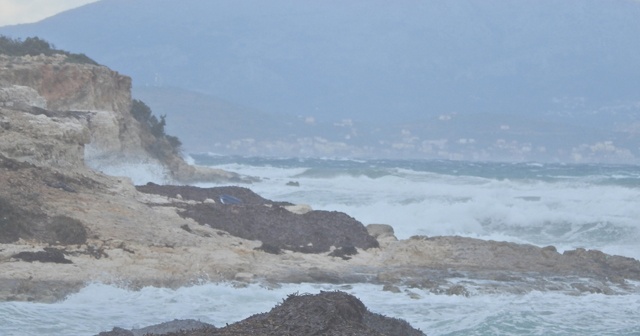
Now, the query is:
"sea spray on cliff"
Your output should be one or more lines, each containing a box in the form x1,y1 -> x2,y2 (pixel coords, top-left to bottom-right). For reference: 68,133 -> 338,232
85,144 -> 172,185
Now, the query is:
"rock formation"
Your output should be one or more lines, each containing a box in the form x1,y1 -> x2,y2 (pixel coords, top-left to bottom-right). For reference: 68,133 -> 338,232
97,291 -> 425,336
135,183 -> 379,254
0,54 -> 246,183
2,51 -> 640,334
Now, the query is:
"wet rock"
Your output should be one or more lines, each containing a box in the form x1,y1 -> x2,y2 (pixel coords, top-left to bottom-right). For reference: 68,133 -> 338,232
446,285 -> 470,297
364,311 -> 426,336
130,319 -> 216,336
150,291 -> 425,336
97,327 -> 134,336
382,284 -> 402,293
137,184 -> 379,254
405,290 -> 422,300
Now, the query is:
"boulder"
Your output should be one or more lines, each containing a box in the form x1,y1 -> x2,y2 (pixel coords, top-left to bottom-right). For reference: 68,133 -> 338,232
367,223 -> 398,242
147,291 -> 425,336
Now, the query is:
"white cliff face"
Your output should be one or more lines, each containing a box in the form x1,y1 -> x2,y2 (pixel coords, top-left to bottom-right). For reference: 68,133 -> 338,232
0,85 -> 46,109
0,54 -> 243,183
0,54 -> 158,169
0,84 -> 89,168
0,107 -> 88,168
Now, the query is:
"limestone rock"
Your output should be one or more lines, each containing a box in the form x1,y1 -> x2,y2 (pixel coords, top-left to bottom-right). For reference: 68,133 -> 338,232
283,203 -> 312,214
0,54 -> 245,184
0,85 -> 46,109
0,106 -> 89,168
367,223 -> 398,242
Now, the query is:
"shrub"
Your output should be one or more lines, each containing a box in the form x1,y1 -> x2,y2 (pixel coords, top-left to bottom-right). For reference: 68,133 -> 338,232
0,35 -> 98,65
131,99 -> 183,156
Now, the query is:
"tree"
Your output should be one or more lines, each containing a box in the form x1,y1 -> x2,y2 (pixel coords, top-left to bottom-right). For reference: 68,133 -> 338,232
130,99 -> 182,155
0,34 -> 98,65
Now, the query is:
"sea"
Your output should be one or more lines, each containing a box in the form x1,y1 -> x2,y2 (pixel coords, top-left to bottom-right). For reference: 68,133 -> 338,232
2,154 -> 640,335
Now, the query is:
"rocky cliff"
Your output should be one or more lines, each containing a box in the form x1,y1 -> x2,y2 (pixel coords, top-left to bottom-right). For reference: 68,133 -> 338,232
0,54 -> 242,182
1,51 -> 640,335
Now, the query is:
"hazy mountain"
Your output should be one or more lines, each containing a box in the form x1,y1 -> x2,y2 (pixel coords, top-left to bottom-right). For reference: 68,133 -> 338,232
2,0 -> 639,162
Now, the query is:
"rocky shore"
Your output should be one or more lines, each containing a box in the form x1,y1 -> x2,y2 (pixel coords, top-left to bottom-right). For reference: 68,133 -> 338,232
2,53 -> 640,335
97,291 -> 425,336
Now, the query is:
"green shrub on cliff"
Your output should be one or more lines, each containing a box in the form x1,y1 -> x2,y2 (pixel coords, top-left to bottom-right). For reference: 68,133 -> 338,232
0,35 -> 98,65
131,99 -> 182,158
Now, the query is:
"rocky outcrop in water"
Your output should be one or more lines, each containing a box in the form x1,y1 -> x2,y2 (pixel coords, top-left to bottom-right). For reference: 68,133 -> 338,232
97,291 -> 425,336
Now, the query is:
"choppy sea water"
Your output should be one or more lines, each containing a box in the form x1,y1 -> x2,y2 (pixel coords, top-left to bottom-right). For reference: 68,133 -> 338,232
2,155 -> 640,335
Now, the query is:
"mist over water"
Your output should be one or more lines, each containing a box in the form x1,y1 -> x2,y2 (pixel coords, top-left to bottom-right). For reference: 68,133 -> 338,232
2,155 -> 639,335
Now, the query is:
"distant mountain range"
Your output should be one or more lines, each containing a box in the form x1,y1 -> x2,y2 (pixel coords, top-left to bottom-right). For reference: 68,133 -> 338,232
2,0 -> 639,162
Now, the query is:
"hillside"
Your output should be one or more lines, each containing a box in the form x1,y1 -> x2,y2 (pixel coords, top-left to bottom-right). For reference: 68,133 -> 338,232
3,0 -> 640,162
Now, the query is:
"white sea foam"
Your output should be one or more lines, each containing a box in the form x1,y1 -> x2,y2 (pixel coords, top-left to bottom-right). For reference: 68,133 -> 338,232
1,282 -> 639,336
6,157 -> 636,335
204,161 -> 640,260
84,158 -> 172,185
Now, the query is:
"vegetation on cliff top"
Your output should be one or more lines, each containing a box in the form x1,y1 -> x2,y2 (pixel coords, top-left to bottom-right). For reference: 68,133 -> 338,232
131,99 -> 183,158
0,34 -> 184,160
0,35 -> 98,65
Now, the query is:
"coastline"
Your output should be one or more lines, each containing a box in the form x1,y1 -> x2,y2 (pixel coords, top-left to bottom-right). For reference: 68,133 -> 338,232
2,162 -> 639,303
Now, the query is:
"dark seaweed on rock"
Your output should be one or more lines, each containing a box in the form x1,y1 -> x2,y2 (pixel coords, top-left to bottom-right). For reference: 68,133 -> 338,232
12,248 -> 72,264
136,184 -> 379,253
328,245 -> 359,260
182,204 -> 378,253
136,183 -> 290,206
128,291 -> 425,336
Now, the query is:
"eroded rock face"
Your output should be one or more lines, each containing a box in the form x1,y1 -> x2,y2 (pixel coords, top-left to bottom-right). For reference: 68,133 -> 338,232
0,85 -> 46,109
0,54 -> 145,167
0,54 -> 131,113
0,105 -> 89,168
0,54 -> 245,183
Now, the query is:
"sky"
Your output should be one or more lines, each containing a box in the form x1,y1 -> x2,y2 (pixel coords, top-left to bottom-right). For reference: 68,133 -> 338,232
0,0 -> 98,27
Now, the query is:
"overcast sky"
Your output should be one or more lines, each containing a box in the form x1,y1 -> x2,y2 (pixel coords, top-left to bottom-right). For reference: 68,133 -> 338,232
0,0 -> 99,27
